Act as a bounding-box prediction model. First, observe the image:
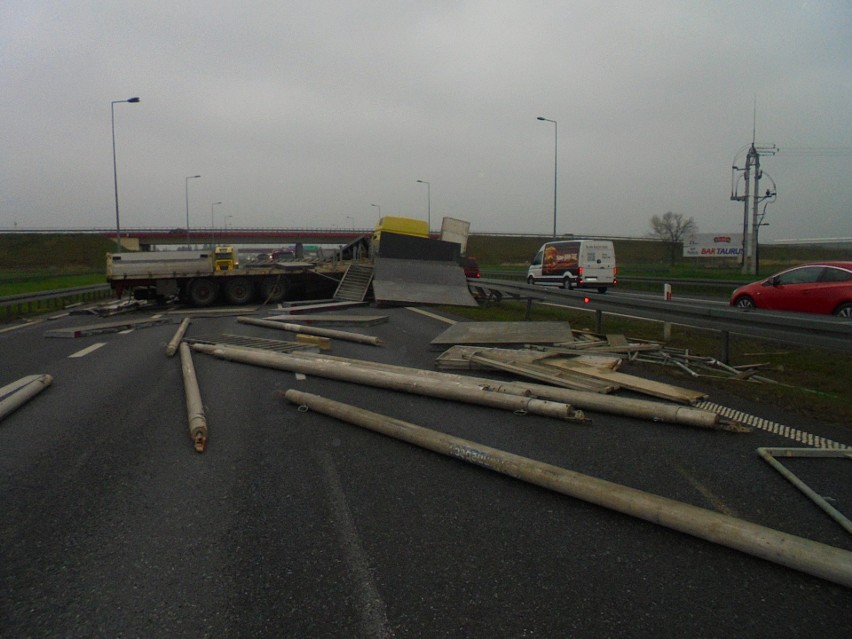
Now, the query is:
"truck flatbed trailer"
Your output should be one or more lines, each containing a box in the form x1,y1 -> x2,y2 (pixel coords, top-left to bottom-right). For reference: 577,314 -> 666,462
106,249 -> 343,306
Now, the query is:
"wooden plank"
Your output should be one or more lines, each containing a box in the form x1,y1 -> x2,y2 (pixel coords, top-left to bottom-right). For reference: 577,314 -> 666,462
553,361 -> 707,404
467,354 -> 617,393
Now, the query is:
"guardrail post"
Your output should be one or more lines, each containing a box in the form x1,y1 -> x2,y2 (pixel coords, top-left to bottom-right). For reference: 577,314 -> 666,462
720,330 -> 730,364
595,309 -> 603,334
525,298 -> 533,321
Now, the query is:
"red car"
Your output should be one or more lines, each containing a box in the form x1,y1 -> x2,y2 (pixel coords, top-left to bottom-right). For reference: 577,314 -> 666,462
730,262 -> 852,317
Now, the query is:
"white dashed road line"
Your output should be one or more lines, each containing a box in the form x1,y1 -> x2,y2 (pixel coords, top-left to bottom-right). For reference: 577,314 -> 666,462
68,342 -> 106,358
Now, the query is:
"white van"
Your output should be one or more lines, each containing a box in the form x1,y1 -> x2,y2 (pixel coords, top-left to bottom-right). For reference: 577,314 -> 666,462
526,240 -> 617,292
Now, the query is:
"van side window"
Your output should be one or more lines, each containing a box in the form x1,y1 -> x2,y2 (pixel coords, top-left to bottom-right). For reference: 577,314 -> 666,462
532,251 -> 543,266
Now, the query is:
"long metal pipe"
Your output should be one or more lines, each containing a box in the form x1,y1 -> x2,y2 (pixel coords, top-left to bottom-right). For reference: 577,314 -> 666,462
179,342 -> 207,452
0,374 -> 53,422
166,318 -> 191,357
192,343 -> 584,422
284,389 -> 852,589
237,316 -> 382,346
270,349 -> 725,429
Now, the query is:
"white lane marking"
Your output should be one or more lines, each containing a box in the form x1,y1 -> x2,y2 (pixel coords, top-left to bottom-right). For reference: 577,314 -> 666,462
69,342 -> 107,358
318,450 -> 395,638
405,306 -> 457,324
696,401 -> 850,450
118,329 -> 135,334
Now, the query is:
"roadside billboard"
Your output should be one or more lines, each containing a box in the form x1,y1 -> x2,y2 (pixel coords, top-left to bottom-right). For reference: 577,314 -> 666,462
683,233 -> 743,258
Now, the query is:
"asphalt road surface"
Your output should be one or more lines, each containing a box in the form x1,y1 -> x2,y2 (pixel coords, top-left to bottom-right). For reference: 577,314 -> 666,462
1,303 -> 850,638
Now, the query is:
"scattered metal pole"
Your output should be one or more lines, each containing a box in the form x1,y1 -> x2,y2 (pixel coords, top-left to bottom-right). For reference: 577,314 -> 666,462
196,344 -> 726,429
193,344 -> 585,422
238,316 -> 382,346
284,389 -> 852,589
166,318 -> 191,357
0,374 -> 53,422
179,342 -> 208,452
758,447 -> 852,536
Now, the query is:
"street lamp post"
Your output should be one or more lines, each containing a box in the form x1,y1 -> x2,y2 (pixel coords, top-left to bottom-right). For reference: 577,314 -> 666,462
371,203 -> 381,220
224,215 -> 233,230
537,116 -> 558,239
111,96 -> 140,252
210,201 -> 222,247
416,179 -> 431,234
185,175 -> 201,248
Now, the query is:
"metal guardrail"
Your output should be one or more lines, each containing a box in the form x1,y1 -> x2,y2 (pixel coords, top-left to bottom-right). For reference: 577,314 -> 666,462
469,278 -> 852,355
483,271 -> 744,288
0,284 -> 113,319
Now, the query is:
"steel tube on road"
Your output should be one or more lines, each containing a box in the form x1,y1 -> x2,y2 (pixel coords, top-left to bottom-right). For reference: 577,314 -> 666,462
237,316 -> 383,346
179,342 -> 208,452
193,344 -> 585,422
0,374 -> 53,422
280,350 -> 724,429
166,318 -> 191,357
284,389 -> 852,589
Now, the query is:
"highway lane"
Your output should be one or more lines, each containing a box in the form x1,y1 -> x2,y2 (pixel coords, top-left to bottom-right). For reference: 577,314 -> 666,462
1,307 -> 850,638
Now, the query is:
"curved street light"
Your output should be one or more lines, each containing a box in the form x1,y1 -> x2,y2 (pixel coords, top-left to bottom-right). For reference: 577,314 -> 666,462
185,175 -> 201,248
111,96 -> 140,252
416,180 -> 431,233
537,116 -> 558,239
210,201 -> 222,247
371,203 -> 381,220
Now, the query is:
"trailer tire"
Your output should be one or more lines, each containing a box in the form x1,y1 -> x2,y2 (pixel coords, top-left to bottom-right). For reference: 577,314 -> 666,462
260,277 -> 286,303
188,278 -> 219,307
224,278 -> 254,305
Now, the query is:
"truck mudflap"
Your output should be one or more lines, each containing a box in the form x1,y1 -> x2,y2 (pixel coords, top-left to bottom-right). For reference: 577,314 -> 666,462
371,257 -> 478,307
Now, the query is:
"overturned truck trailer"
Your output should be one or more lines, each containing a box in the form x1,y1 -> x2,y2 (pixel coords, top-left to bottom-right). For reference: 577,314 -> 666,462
370,231 -> 478,307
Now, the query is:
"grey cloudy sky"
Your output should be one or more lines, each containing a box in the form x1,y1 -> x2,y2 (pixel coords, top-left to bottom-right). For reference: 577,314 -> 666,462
2,1 -> 850,242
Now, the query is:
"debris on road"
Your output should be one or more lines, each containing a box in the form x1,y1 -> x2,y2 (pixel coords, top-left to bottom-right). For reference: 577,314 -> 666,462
193,343 -> 586,422
0,374 -> 53,422
283,388 -> 852,589
179,343 -> 207,453
166,318 -> 191,357
44,316 -> 173,338
237,315 -> 383,346
430,321 -> 576,347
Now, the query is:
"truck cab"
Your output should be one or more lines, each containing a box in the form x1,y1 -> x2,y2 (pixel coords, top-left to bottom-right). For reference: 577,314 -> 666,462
213,246 -> 239,272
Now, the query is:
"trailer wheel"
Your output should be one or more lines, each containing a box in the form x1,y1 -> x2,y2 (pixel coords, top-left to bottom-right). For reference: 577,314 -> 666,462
188,278 -> 218,307
224,278 -> 254,305
260,277 -> 286,303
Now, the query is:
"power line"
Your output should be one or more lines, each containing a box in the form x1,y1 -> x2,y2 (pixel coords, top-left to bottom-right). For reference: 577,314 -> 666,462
776,147 -> 852,157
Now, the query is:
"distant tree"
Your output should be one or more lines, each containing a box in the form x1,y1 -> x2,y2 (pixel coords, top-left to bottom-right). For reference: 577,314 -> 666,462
649,211 -> 697,264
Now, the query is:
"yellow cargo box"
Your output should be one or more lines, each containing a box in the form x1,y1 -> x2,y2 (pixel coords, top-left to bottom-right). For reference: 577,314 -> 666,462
372,216 -> 429,241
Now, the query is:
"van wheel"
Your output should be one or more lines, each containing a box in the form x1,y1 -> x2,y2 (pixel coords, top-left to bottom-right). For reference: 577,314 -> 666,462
598,287 -> 608,294
526,276 -> 535,285
562,277 -> 574,290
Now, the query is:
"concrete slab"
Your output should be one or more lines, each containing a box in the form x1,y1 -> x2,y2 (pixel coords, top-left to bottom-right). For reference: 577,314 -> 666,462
430,321 -> 575,347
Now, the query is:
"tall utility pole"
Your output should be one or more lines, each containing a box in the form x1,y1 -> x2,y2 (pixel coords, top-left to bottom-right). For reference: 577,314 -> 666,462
731,142 -> 775,275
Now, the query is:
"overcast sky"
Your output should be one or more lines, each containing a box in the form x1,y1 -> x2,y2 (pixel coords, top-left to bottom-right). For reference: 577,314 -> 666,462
2,1 -> 850,242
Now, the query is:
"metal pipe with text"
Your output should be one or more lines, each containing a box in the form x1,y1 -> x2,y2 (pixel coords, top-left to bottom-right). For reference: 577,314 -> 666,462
284,389 -> 852,589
